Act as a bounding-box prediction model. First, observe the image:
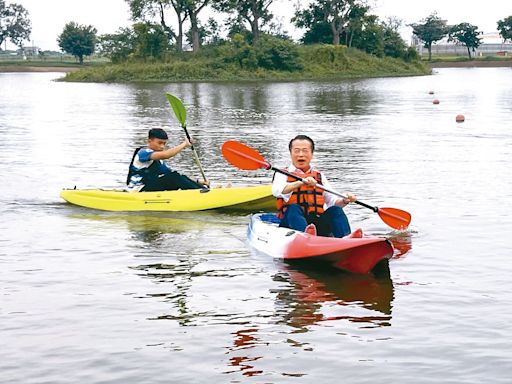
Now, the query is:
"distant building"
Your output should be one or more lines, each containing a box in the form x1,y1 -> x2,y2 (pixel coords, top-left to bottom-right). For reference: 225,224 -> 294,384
17,46 -> 41,56
412,32 -> 512,56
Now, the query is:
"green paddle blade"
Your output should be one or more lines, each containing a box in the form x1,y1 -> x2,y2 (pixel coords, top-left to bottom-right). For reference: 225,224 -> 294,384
166,93 -> 187,126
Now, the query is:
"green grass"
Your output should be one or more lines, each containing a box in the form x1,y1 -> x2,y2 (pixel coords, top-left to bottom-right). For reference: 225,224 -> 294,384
425,54 -> 512,63
60,45 -> 431,83
0,54 -> 109,68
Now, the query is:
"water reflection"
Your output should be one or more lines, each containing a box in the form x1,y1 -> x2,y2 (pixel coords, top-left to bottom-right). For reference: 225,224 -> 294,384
388,232 -> 413,259
132,261 -> 200,327
224,328 -> 265,377
67,212 -> 210,244
310,82 -> 376,115
272,262 -> 394,331
222,262 -> 394,378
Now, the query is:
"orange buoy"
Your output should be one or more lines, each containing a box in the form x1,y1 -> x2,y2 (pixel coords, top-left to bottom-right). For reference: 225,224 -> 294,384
433,99 -> 440,104
456,114 -> 465,122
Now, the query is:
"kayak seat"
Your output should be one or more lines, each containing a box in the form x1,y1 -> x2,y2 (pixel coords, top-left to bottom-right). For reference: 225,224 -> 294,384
259,213 -> 281,225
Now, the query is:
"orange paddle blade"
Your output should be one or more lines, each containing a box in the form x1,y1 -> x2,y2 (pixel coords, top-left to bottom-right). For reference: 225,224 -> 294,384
377,207 -> 411,230
221,140 -> 270,170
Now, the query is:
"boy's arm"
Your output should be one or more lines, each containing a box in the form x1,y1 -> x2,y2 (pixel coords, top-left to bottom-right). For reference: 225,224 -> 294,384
150,139 -> 191,160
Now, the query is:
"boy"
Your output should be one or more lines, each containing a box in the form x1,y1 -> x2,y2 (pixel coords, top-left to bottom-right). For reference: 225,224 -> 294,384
127,128 -> 207,191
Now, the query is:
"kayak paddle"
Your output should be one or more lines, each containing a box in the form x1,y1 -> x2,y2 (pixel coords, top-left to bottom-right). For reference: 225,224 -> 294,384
165,93 -> 209,186
221,140 -> 411,230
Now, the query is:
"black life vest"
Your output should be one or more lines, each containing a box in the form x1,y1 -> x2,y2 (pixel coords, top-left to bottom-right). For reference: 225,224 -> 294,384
126,147 -> 169,186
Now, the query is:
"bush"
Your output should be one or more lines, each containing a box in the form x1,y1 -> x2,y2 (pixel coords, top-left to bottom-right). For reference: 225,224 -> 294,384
403,46 -> 420,62
218,34 -> 302,71
255,35 -> 302,71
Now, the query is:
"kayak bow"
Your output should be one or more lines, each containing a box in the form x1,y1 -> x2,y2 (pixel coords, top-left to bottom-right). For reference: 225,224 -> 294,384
60,185 -> 274,212
248,213 -> 394,274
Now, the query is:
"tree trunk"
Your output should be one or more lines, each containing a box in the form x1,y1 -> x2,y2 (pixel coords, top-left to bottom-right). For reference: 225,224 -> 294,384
331,22 -> 340,45
427,43 -> 432,61
177,18 -> 183,52
160,2 -> 187,52
190,13 -> 200,52
251,18 -> 260,46
467,46 -> 471,59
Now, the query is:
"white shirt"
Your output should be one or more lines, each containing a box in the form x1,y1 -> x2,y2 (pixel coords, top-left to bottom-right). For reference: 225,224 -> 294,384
272,164 -> 339,208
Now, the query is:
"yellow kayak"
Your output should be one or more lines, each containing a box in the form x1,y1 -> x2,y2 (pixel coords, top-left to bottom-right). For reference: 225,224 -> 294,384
60,185 -> 275,212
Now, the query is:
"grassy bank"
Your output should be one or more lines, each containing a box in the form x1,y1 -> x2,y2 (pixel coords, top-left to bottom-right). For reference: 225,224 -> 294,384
0,57 -> 107,72
425,55 -> 512,67
61,45 -> 430,83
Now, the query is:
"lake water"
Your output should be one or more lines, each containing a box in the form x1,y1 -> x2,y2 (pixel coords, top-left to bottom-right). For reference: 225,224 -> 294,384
1,68 -> 511,383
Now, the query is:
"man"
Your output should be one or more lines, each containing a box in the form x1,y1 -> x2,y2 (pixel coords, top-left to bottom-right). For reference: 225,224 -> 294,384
127,128 -> 208,191
272,134 -> 361,238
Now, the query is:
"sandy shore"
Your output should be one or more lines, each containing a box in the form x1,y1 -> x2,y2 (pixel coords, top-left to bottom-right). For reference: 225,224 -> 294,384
0,66 -> 80,73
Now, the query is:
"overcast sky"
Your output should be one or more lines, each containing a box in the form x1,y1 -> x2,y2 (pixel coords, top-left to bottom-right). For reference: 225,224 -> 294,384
5,0 -> 512,50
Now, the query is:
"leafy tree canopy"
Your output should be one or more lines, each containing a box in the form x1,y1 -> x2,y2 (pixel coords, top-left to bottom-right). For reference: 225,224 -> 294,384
497,16 -> 512,42
132,22 -> 170,59
57,22 -> 97,64
0,0 -> 31,48
213,0 -> 275,45
410,12 -> 448,60
98,27 -> 135,63
448,22 -> 482,59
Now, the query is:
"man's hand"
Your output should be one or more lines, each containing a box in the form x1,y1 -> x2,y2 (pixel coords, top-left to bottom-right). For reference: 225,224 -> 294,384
336,193 -> 357,206
301,176 -> 317,187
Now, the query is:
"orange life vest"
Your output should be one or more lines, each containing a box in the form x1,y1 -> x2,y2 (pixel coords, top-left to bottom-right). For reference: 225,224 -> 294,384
276,169 -> 325,219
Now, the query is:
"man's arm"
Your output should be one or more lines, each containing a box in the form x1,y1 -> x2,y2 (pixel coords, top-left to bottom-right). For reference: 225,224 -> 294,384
321,174 -> 357,207
273,171 -> 317,198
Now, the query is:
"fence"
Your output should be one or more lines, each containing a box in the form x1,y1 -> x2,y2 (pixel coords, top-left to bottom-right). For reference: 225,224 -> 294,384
415,43 -> 512,57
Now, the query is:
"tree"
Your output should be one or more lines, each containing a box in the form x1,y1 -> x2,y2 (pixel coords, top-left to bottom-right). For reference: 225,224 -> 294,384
57,22 -> 97,64
126,0 -> 187,52
0,0 -> 31,48
352,20 -> 384,56
98,28 -> 135,63
293,0 -> 364,46
132,22 -> 169,59
497,16 -> 512,42
202,17 -> 224,45
213,0 -> 275,46
410,12 -> 448,61
185,0 -> 209,52
293,3 -> 332,44
448,22 -> 481,59
381,18 -> 408,58
344,3 -> 370,47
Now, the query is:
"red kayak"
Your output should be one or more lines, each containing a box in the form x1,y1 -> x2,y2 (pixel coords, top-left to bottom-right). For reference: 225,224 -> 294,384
248,213 -> 393,274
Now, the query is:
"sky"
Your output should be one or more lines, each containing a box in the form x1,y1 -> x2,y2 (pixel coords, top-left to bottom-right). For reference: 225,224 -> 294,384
4,0 -> 512,51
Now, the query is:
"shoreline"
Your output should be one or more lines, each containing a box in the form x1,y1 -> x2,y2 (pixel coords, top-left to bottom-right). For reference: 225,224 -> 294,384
0,65 -> 80,73
2,59 -> 510,76
428,60 -> 512,68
